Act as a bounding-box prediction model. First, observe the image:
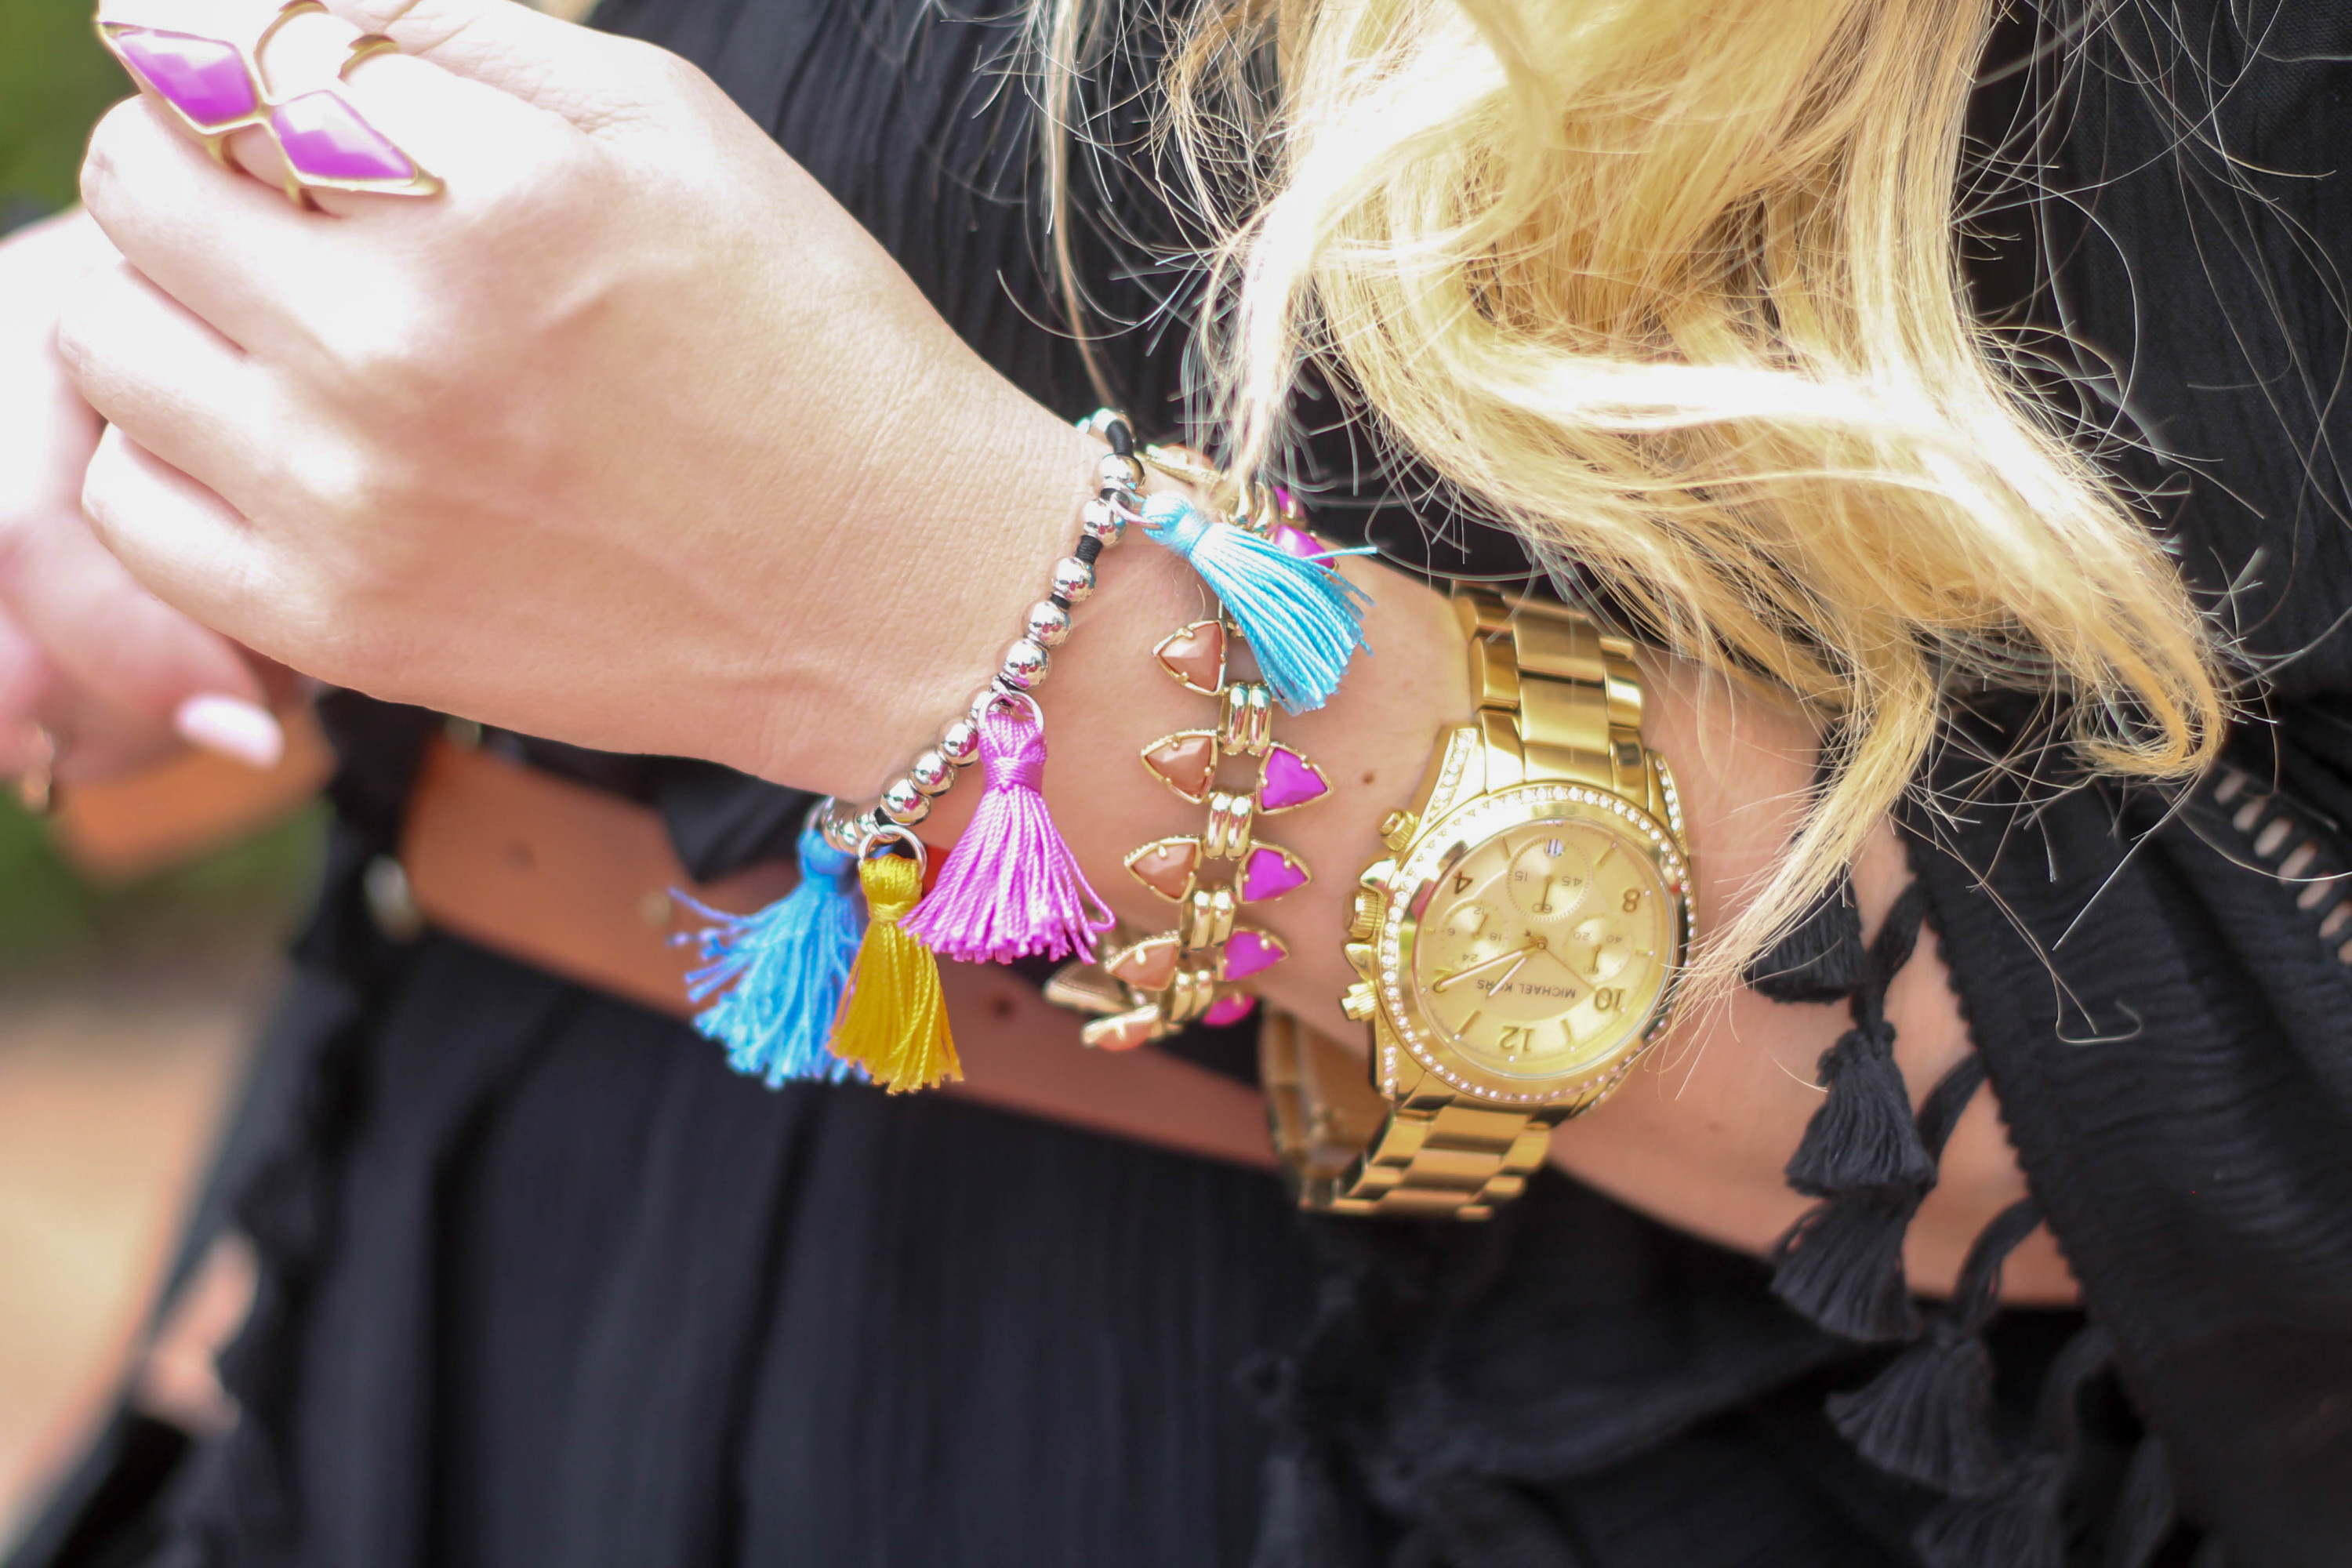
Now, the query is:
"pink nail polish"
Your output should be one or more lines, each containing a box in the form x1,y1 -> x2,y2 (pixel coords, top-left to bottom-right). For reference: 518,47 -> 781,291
173,695 -> 285,770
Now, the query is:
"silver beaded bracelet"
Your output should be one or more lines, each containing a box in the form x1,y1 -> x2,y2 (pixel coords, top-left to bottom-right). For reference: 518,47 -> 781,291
818,409 -> 1147,854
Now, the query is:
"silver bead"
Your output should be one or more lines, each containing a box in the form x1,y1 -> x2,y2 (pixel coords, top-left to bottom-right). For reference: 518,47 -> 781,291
909,749 -> 955,795
1080,499 -> 1127,545
818,798 -> 862,854
1098,452 -> 1144,490
1051,556 -> 1094,603
1000,638 -> 1051,689
939,717 -> 982,767
880,778 -> 932,826
1025,600 -> 1072,648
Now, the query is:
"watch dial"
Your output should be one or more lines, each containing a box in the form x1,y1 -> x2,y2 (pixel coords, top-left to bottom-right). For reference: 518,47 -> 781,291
1409,816 -> 1673,1076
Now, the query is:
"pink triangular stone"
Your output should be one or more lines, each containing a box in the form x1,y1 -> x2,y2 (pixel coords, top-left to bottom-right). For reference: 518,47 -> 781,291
113,29 -> 257,129
1258,745 -> 1329,811
271,91 -> 415,183
1239,844 -> 1307,904
1221,928 -> 1287,981
1200,994 -> 1258,1027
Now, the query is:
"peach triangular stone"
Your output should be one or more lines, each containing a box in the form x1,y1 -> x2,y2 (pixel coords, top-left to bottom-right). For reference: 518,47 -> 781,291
1107,935 -> 1181,991
1125,838 -> 1202,901
1154,619 -> 1227,694
1142,731 -> 1219,801
1082,1005 -> 1162,1051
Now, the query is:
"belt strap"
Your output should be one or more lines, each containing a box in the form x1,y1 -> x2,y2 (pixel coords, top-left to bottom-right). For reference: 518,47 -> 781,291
398,736 -> 1277,1171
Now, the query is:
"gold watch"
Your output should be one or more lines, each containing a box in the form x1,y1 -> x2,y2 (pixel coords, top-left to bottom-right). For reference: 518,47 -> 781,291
1264,588 -> 1694,1219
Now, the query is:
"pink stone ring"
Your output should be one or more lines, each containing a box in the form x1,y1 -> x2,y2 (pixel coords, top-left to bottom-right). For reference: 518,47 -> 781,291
96,0 -> 442,210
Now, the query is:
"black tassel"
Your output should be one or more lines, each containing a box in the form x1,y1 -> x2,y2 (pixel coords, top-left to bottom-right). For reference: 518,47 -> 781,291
1784,1021 -> 1936,1198
1828,1319 -> 2003,1494
1746,869 -> 1867,1002
1770,1055 -> 1986,1344
2106,1437 -> 2177,1568
1770,1191 -> 1924,1342
1824,1196 -> 2043,1494
1913,1452 -> 2068,1568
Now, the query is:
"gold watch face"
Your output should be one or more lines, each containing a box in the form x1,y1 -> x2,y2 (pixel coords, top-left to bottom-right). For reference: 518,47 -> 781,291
1377,784 -> 1690,1102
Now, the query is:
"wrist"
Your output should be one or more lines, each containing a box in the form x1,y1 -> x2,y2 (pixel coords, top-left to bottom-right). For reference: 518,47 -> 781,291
735,361 -> 1104,797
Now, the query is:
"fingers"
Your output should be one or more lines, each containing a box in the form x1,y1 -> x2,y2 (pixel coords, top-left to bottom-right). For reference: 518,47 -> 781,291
307,0 -> 633,122
80,426 -> 278,662
0,212 -> 114,527
55,259 -> 281,509
82,42 -> 590,353
79,96 -> 342,354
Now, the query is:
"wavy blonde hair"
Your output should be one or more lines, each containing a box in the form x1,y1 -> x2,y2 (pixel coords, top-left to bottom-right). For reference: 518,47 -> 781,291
1040,0 -> 2229,988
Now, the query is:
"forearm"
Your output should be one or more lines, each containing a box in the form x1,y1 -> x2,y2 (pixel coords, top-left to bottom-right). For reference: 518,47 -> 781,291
776,382 -> 2074,1304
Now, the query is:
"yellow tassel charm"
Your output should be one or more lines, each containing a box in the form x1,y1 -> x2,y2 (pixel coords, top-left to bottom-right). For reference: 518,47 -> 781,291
833,851 -> 960,1093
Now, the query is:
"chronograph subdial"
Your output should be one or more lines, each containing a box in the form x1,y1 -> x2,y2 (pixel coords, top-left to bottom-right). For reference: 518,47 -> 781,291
1568,915 -> 1635,982
1507,836 -> 1592,924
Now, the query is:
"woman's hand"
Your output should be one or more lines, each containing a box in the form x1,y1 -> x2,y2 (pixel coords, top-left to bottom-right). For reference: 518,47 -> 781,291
67,0 -> 1093,797
0,208 -> 283,780
65,0 -> 2069,1305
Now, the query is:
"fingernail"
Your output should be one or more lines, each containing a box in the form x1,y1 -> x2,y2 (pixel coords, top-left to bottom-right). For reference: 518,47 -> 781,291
173,695 -> 285,770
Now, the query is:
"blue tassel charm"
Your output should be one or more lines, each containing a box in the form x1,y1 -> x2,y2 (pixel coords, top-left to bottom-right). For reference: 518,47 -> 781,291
678,823 -> 866,1086
1141,493 -> 1371,713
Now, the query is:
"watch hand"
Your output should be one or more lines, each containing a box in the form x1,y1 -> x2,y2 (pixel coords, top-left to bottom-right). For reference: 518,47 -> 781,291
1433,939 -> 1542,993
1530,945 -> 1588,992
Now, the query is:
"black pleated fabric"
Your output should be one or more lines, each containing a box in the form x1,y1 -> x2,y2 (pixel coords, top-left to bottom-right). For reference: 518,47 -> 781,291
20,0 -> 2344,1564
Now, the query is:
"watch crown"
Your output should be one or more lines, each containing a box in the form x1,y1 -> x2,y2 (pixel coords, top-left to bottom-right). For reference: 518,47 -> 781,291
1340,982 -> 1377,1023
1347,889 -> 1381,941
1378,810 -> 1417,851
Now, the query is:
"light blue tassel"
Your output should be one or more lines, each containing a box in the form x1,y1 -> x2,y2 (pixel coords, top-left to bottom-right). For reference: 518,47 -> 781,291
677,824 -> 866,1086
1141,493 -> 1372,713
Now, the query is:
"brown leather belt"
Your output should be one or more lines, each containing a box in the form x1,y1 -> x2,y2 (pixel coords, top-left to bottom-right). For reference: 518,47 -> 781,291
397,735 -> 1280,1171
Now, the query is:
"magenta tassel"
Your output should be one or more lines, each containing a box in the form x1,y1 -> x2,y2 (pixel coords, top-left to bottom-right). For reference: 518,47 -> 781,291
902,700 -> 1114,964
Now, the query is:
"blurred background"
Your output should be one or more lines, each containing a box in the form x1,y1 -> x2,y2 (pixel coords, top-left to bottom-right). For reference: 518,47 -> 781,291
0,0 -> 328,1543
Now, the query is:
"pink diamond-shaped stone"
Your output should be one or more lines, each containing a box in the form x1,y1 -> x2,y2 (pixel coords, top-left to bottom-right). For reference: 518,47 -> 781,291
1200,994 -> 1258,1027
1239,844 -> 1307,904
1258,746 -> 1329,811
1222,928 -> 1287,981
112,29 -> 257,129
1269,524 -> 1323,561
271,91 -> 415,183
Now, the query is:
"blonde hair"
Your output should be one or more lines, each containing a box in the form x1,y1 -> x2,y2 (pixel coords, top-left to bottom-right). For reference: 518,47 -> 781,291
1040,0 -> 2229,989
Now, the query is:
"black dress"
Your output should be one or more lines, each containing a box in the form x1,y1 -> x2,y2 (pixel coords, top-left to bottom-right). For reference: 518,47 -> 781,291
13,2 -> 2350,1565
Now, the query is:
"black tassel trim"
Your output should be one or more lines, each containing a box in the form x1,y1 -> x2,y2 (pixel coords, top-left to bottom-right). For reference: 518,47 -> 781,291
1827,1318 -> 2002,1494
1914,1452 -> 2068,1568
1782,884 -> 1936,1198
1771,1190 -> 1924,1342
1909,1324 -> 2115,1568
1825,1197 -> 2043,1494
1746,869 -> 1867,1002
1770,1054 -> 1984,1343
1784,1020 -> 1936,1198
2107,1436 -> 2178,1568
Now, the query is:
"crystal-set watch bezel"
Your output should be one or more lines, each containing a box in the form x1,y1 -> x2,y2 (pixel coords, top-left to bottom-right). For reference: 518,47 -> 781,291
1371,781 -> 1693,1108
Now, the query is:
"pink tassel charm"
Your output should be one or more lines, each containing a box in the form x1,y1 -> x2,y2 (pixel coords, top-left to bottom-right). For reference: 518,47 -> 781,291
903,696 -> 1115,964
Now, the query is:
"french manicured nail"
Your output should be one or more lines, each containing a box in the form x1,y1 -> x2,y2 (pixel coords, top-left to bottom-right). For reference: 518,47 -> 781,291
172,695 -> 285,769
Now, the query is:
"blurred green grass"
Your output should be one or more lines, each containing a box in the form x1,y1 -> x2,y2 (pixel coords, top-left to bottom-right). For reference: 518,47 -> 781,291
0,0 -> 325,975
0,0 -> 125,215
